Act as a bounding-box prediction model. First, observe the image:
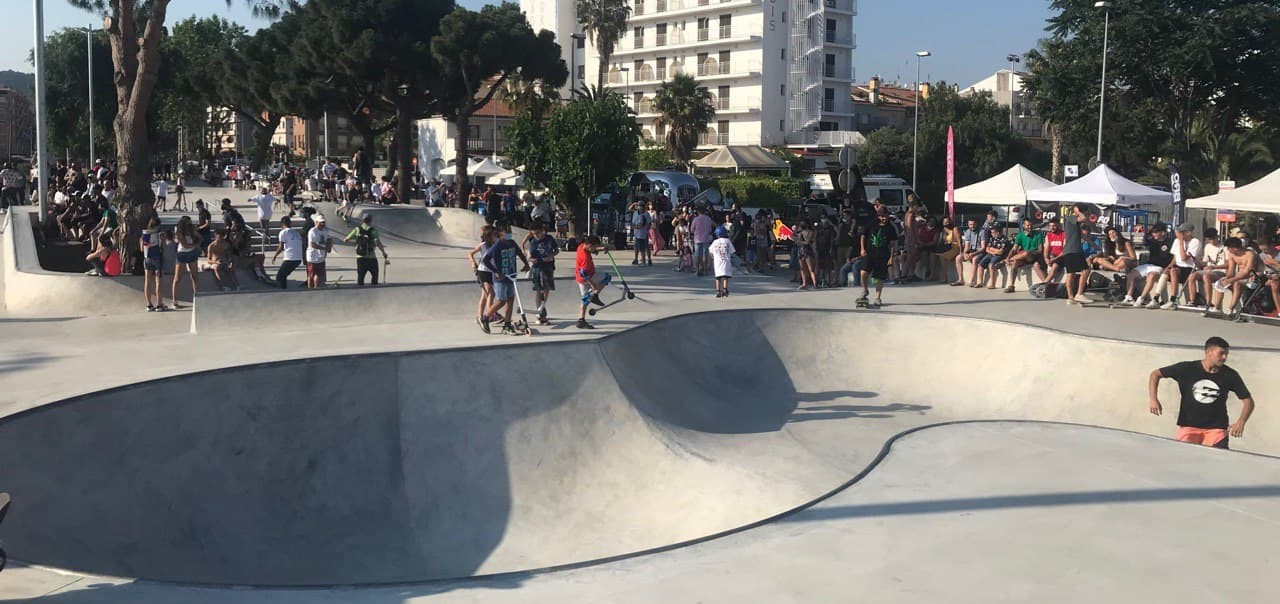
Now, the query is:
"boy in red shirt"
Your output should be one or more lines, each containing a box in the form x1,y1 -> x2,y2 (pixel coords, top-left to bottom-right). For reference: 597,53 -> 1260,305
1041,218 -> 1067,284
575,235 -> 611,329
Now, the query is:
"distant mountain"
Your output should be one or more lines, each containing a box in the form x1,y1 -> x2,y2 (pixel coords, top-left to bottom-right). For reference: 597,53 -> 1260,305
0,71 -> 34,97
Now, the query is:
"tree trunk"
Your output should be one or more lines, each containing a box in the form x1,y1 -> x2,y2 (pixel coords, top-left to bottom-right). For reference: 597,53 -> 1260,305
247,114 -> 282,172
597,50 -> 610,92
453,112 -> 472,207
1050,123 -> 1062,183
393,103 -> 414,204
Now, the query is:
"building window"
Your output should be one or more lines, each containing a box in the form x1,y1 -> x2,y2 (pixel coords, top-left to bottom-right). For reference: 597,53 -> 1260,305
717,85 -> 730,109
717,120 -> 730,144
656,0 -> 667,11
577,64 -> 586,81
468,125 -> 481,139
782,11 -> 786,23
780,84 -> 785,96
657,57 -> 667,79
825,19 -> 837,43
576,34 -> 585,49
719,50 -> 730,73
824,53 -> 836,78
633,26 -> 644,48
656,23 -> 667,46
780,119 -> 785,131
635,0 -> 645,15
823,87 -> 835,112
780,48 -> 786,61
719,15 -> 731,39
697,18 -> 710,41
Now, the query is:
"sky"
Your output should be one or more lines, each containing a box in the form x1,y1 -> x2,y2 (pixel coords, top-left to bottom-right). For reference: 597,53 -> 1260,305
2,0 -> 1052,88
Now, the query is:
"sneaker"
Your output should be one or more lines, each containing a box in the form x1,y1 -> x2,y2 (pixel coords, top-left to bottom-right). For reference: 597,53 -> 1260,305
1073,294 -> 1093,304
85,268 -> 100,276
1160,300 -> 1178,310
576,318 -> 595,329
590,293 -> 604,307
1145,298 -> 1161,309
146,305 -> 155,312
631,260 -> 638,265
1131,297 -> 1145,308
538,307 -> 548,323
715,291 -> 724,298
1004,285 -> 1016,293
480,318 -> 491,334
501,323 -> 519,335
1122,295 -> 1135,304
169,303 -> 183,310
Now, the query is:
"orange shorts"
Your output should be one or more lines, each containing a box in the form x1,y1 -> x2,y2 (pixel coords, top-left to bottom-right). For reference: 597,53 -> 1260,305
1176,426 -> 1229,449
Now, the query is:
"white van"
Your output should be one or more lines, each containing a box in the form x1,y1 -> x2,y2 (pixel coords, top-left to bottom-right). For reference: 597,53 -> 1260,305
862,175 -> 916,212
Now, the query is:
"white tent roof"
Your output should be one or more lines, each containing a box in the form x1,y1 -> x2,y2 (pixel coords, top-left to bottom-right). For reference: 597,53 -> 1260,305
952,164 -> 1055,206
1185,168 -> 1280,213
1026,163 -> 1173,207
470,157 -> 506,177
693,145 -> 789,172
492,168 -> 524,186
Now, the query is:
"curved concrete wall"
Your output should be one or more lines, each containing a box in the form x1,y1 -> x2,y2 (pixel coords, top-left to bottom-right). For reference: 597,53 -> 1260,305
351,205 -> 530,248
3,211 -> 146,315
0,310 -> 1273,587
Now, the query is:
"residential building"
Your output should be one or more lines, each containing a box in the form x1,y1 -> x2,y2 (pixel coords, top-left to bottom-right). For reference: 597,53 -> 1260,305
850,77 -> 916,134
0,87 -> 35,160
206,106 -> 254,158
416,96 -> 515,180
208,107 -> 365,163
962,69 -> 1047,141
521,0 -> 860,149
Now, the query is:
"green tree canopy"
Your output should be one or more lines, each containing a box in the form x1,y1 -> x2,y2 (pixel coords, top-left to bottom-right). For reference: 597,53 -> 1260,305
652,73 -> 715,168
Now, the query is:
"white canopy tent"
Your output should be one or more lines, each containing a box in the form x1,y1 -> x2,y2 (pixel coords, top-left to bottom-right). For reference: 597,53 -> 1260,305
953,164 -> 1054,206
491,167 -> 525,187
1185,168 -> 1280,213
1026,163 -> 1172,207
439,157 -> 507,183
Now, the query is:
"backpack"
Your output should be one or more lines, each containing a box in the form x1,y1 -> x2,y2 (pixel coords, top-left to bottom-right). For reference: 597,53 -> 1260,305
355,227 -> 374,256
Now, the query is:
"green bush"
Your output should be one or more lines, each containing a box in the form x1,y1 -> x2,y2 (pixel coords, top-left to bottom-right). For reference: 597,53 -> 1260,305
713,176 -> 806,208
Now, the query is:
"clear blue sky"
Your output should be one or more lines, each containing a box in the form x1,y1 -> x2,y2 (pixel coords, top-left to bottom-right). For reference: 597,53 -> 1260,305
4,0 -> 1052,88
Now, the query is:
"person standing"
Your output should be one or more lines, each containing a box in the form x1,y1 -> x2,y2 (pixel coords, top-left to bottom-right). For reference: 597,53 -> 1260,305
1148,337 -> 1255,449
152,177 -> 169,212
343,214 -> 389,286
272,215 -> 305,289
523,222 -> 559,325
170,216 -> 201,308
575,235 -> 611,329
1052,203 -> 1094,304
306,214 -> 332,288
251,186 -> 275,243
481,226 -> 531,335
0,163 -> 24,211
858,208 -> 897,308
141,216 -> 168,311
690,207 -> 716,276
630,200 -> 652,266
709,226 -> 736,297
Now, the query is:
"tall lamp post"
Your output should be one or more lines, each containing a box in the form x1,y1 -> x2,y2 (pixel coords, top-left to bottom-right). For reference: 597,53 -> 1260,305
1005,53 -> 1021,132
911,50 -> 930,193
86,25 -> 95,169
1094,1 -> 1112,167
570,33 -> 586,98
33,0 -> 50,222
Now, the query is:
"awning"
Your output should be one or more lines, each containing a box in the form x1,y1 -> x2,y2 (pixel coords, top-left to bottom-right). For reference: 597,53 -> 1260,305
1026,164 -> 1172,207
693,145 -> 790,173
953,164 -> 1054,206
1185,168 -> 1280,213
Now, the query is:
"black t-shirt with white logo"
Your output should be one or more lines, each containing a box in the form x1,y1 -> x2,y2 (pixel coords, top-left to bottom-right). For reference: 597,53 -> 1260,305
1159,361 -> 1251,429
1145,236 -> 1173,268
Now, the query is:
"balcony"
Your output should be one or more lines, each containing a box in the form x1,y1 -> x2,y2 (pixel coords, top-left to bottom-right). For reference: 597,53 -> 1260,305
711,96 -> 760,113
695,59 -> 761,79
617,23 -> 761,55
465,137 -> 511,152
824,31 -> 856,48
784,130 -> 865,146
628,0 -> 763,23
699,133 -> 730,146
823,0 -> 857,14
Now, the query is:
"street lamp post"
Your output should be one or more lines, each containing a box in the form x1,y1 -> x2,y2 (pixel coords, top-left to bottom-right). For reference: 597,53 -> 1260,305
1006,53 -> 1021,133
1094,1 -> 1112,166
33,0 -> 50,222
86,25 -> 94,169
912,50 -> 930,193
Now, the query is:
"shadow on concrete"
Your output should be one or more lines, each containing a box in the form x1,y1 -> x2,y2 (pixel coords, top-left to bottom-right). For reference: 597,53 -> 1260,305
0,316 -> 81,323
0,353 -> 59,375
784,485 -> 1280,523
789,402 -> 932,423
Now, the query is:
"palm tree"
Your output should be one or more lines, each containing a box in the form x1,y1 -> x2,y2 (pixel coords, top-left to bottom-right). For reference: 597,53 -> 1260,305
497,73 -> 561,117
576,0 -> 630,91
653,74 -> 716,168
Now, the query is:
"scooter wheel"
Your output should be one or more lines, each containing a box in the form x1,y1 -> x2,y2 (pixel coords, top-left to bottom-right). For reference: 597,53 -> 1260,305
588,309 -> 598,316
626,292 -> 636,300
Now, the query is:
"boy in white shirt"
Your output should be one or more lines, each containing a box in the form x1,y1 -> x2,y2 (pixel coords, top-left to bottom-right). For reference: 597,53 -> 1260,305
251,187 -> 275,240
271,215 -> 305,289
153,178 -> 169,211
306,214 -> 332,288
1162,222 -> 1203,309
709,226 -> 736,298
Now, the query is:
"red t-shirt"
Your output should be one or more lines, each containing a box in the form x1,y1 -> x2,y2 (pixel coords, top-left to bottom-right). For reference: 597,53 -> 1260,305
575,245 -> 595,282
1045,231 -> 1066,257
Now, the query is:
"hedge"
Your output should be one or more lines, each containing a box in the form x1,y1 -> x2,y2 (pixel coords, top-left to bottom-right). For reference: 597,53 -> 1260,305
713,176 -> 807,208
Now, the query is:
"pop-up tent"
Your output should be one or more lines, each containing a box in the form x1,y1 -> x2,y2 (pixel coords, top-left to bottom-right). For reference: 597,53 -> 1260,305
1185,168 -> 1280,213
953,164 -> 1054,206
693,145 -> 789,174
1026,163 -> 1172,207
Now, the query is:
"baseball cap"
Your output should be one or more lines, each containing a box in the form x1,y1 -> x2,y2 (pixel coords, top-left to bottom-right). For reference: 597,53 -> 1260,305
313,213 -> 327,224
1176,222 -> 1195,233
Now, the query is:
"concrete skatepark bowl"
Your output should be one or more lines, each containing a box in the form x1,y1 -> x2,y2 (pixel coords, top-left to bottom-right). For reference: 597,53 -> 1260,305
0,310 -> 1277,589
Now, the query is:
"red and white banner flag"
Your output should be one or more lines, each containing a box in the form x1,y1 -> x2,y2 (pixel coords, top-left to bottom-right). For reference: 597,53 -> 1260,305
946,125 -> 956,221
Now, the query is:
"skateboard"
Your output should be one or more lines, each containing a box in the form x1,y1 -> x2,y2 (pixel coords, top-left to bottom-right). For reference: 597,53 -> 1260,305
855,298 -> 880,309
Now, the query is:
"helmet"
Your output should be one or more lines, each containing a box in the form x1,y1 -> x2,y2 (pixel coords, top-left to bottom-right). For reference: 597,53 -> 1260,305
714,225 -> 729,239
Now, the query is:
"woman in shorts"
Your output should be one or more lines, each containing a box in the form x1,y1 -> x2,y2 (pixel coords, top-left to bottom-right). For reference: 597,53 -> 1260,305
1093,226 -> 1137,272
170,215 -> 201,308
792,222 -> 818,290
468,225 -> 497,325
140,216 -> 167,311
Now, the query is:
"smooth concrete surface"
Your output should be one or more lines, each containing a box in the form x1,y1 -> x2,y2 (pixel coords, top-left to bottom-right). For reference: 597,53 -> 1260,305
2,211 -> 145,315
0,310 -> 1276,593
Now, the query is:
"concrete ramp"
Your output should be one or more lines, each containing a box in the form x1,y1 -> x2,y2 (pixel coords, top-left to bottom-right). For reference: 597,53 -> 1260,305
0,310 -> 1276,587
351,206 -> 530,248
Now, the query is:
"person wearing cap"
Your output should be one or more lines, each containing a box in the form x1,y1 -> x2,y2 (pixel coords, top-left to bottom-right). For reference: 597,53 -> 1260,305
1157,222 -> 1203,309
709,225 -> 736,297
306,213 -> 333,288
1123,222 -> 1173,307
857,208 -> 898,307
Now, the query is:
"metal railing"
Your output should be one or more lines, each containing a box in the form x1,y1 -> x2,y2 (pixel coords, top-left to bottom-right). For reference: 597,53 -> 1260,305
824,31 -> 855,46
711,96 -> 760,111
698,28 -> 710,42
696,60 -> 760,77
699,133 -> 730,145
824,0 -> 856,11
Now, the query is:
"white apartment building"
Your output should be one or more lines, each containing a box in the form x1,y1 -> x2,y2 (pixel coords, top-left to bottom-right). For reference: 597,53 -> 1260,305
963,70 -> 1048,141
521,0 -> 859,149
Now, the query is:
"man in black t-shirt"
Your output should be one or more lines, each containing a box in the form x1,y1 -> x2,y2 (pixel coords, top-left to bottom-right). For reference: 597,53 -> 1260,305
1148,337 -> 1255,449
857,208 -> 898,308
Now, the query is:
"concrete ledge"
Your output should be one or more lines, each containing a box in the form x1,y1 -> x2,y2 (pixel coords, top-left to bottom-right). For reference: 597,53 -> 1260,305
2,211 -> 146,315
351,205 -> 529,247
190,281 -> 474,334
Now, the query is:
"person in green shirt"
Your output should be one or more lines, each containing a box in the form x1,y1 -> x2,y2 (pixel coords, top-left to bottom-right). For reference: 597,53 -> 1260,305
1003,217 -> 1046,293
343,214 -> 389,286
